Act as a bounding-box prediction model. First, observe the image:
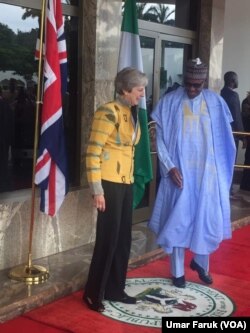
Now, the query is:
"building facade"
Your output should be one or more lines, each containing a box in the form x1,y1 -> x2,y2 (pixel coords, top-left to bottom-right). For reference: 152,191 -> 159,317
0,0 -> 249,271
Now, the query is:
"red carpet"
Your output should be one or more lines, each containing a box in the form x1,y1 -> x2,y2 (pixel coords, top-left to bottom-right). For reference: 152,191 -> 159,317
1,225 -> 250,332
0,316 -> 69,333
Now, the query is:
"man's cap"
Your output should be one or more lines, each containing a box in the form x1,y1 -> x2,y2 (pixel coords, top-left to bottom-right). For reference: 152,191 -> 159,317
185,58 -> 208,80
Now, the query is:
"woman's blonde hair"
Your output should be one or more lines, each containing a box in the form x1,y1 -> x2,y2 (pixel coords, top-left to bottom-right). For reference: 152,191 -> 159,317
115,67 -> 148,95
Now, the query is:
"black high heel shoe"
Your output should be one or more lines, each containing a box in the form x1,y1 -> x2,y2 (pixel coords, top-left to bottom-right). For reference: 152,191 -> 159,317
83,295 -> 105,312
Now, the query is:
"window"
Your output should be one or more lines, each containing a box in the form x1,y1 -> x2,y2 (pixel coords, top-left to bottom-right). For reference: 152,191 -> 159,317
0,0 -> 79,193
62,0 -> 79,4
135,1 -> 199,31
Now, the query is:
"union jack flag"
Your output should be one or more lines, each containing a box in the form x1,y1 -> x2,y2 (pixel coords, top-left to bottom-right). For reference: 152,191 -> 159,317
35,0 -> 68,216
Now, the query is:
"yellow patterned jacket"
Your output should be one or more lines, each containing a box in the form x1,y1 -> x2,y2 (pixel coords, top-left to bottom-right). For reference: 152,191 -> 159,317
86,99 -> 141,195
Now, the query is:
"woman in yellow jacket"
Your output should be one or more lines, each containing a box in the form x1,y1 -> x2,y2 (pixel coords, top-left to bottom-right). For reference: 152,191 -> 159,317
83,67 -> 148,312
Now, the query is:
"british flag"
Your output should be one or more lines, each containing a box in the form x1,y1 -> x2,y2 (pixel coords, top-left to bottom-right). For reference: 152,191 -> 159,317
35,0 -> 68,216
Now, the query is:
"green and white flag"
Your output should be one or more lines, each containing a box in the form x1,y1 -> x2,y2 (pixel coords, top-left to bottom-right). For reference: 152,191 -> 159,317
118,0 -> 153,208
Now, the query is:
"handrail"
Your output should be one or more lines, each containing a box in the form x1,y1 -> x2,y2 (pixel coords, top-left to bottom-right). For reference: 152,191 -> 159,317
232,131 -> 250,169
148,124 -> 250,168
233,131 -> 250,137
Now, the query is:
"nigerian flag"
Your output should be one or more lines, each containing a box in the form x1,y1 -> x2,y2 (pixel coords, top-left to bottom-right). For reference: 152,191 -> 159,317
118,0 -> 153,208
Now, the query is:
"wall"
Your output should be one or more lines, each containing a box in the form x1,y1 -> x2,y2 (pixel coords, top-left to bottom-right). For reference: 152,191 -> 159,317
222,0 -> 250,164
208,0 -> 225,93
0,190 -> 95,270
95,0 -> 122,106
222,0 -> 250,103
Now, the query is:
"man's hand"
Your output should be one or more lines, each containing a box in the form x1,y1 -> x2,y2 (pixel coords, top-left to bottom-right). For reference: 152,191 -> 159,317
169,167 -> 183,188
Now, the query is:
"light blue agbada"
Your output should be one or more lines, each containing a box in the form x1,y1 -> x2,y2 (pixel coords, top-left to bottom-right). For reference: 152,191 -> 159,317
148,87 -> 236,255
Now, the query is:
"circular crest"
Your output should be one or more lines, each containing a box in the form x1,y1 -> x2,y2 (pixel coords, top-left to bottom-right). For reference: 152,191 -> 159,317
102,278 -> 235,328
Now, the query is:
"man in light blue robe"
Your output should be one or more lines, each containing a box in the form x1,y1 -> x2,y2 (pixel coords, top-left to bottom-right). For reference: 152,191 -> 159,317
148,58 -> 236,288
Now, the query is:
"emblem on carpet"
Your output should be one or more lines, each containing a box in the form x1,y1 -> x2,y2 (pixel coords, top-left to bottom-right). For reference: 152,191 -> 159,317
102,278 -> 235,327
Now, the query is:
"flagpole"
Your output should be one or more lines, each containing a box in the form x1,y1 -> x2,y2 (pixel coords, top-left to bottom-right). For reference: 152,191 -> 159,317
8,0 -> 49,285
118,0 -> 153,209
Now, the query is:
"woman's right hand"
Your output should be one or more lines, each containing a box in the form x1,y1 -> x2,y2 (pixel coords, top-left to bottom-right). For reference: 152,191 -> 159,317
93,194 -> 106,212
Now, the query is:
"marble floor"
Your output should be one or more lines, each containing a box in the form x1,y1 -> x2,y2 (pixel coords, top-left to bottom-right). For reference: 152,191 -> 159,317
0,186 -> 250,323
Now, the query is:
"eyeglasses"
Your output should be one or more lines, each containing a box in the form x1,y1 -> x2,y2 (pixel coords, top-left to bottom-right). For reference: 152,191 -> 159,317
184,81 -> 204,89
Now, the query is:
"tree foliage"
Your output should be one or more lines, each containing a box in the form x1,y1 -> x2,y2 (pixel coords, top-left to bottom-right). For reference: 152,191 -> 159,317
135,3 -> 175,25
146,4 -> 175,24
0,22 -> 38,78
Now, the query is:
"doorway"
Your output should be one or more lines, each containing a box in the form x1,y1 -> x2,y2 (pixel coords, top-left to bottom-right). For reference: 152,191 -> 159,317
133,20 -> 196,223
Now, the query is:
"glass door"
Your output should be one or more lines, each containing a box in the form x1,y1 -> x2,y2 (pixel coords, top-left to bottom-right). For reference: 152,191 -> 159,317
133,23 -> 195,223
159,40 -> 192,98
